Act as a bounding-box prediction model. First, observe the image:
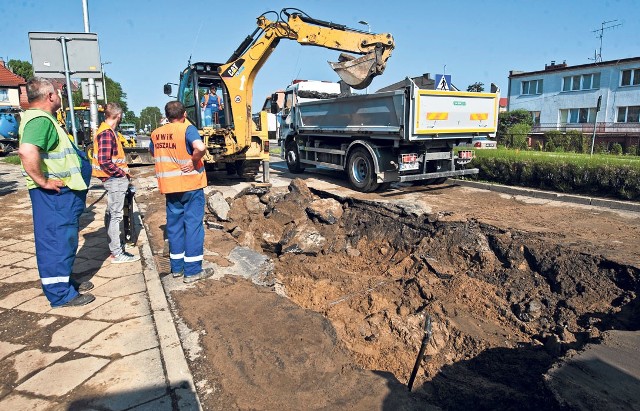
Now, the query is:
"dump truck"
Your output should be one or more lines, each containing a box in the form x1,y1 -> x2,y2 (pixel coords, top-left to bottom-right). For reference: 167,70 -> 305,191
164,8 -> 394,180
279,78 -> 500,192
252,90 -> 285,142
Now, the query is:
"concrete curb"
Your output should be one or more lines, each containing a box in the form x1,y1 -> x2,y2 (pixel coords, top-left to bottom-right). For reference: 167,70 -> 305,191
454,179 -> 640,213
136,202 -> 203,410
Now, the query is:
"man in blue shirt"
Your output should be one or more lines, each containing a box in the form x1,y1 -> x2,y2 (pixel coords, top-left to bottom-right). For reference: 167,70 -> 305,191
200,86 -> 223,127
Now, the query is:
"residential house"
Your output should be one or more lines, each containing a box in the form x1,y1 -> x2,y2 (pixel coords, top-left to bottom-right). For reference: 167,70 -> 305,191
507,57 -> 640,151
0,58 -> 28,109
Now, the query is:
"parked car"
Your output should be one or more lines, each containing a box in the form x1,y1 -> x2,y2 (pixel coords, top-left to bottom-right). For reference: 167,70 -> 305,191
472,137 -> 497,149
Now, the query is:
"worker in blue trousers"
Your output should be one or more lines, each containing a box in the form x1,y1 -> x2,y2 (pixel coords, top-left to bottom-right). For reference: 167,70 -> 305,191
18,78 -> 95,307
150,101 -> 214,283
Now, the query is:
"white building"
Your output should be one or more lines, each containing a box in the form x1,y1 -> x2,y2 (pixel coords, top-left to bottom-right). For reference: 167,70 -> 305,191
507,57 -> 640,148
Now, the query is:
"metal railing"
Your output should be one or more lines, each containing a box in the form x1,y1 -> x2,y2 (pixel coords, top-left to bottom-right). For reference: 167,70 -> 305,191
531,122 -> 640,135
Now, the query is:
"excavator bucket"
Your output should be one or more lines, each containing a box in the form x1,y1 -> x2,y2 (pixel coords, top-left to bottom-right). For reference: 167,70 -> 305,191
329,50 -> 380,89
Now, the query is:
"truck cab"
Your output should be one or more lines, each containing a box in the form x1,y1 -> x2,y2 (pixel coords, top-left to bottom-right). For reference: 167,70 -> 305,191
279,80 -> 343,147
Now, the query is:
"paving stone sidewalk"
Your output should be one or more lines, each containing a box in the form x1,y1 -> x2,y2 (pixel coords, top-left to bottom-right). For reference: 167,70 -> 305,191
0,163 -> 200,410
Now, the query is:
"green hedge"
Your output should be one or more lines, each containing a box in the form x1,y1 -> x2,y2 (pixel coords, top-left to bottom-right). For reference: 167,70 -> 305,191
468,149 -> 640,201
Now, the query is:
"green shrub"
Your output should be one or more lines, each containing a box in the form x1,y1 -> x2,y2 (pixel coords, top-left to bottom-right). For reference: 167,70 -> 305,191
566,130 -> 587,153
497,110 -> 533,145
471,149 -> 640,200
507,123 -> 531,150
625,145 -> 638,156
611,143 -> 623,155
595,142 -> 608,154
554,133 -> 571,152
544,130 -> 562,148
545,140 -> 556,152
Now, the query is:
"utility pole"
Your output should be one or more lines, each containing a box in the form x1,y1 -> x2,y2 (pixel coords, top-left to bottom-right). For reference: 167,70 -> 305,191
82,0 -> 98,141
591,20 -> 622,63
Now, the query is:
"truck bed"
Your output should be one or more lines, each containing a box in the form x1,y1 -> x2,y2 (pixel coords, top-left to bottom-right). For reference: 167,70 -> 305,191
293,80 -> 499,140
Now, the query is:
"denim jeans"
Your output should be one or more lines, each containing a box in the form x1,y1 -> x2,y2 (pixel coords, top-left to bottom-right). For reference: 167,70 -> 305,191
103,176 -> 129,256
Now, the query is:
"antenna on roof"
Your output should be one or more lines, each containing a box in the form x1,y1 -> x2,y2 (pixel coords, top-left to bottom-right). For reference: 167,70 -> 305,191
590,20 -> 622,63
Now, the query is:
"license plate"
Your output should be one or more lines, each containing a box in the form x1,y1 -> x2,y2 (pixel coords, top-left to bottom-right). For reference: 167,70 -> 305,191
400,153 -> 419,171
458,150 -> 474,159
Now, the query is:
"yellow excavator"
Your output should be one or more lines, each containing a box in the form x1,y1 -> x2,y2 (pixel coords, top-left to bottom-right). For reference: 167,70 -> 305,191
164,8 -> 394,180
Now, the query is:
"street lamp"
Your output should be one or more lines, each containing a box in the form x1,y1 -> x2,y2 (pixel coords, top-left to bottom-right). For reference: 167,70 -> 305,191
358,20 -> 370,33
101,61 -> 111,104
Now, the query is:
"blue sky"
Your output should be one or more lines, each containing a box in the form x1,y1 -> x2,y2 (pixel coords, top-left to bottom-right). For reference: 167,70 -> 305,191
2,0 -> 639,115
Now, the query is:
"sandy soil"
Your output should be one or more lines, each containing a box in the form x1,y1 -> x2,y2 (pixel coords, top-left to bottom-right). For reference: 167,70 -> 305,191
132,165 -> 639,411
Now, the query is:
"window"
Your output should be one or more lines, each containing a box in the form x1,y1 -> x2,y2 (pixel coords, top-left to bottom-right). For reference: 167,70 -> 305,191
0,89 -> 8,102
562,73 -> 601,91
617,106 -> 640,123
560,108 -> 597,124
530,111 -> 541,125
620,69 -> 640,86
521,79 -> 543,95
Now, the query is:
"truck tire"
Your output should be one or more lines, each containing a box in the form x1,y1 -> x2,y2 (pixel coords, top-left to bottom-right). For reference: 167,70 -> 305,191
285,141 -> 305,173
347,147 -> 379,192
84,143 -> 94,161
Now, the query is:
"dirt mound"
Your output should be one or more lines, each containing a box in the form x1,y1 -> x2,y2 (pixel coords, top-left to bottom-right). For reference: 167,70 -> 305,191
218,179 -> 640,409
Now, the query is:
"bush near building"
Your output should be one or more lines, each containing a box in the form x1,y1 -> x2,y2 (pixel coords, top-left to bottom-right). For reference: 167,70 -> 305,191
469,149 -> 640,201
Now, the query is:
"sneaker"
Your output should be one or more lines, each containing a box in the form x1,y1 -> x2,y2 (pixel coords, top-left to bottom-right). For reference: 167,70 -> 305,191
123,243 -> 137,251
111,252 -> 141,264
53,293 -> 96,308
183,268 -> 214,284
71,280 -> 94,292
172,271 -> 184,278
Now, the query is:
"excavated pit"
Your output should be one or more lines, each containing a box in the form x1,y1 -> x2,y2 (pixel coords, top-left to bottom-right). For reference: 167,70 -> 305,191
217,179 -> 640,410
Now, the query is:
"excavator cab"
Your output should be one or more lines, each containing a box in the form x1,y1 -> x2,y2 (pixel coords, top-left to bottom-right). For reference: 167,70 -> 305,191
171,62 -> 230,131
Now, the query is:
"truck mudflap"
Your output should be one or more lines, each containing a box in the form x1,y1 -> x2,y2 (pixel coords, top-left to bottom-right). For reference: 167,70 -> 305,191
397,168 -> 478,183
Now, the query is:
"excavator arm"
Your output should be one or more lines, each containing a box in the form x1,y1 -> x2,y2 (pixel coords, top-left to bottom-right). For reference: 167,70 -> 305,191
217,8 -> 394,156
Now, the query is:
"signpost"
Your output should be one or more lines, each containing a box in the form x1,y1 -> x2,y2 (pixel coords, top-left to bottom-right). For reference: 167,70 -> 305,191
28,31 -> 102,145
590,95 -> 602,156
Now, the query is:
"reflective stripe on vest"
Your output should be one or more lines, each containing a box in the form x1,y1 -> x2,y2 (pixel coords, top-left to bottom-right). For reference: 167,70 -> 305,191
91,122 -> 130,178
18,109 -> 88,191
150,122 -> 207,194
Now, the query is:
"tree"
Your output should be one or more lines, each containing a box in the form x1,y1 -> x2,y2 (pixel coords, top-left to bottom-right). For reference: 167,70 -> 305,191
7,59 -> 33,80
69,74 -> 129,113
467,82 -> 484,92
139,106 -> 162,131
497,109 -> 533,145
123,110 -> 138,125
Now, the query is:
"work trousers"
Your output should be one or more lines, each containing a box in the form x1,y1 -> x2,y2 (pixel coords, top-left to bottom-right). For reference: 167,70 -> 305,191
103,176 -> 129,257
166,189 -> 205,277
29,186 -> 87,307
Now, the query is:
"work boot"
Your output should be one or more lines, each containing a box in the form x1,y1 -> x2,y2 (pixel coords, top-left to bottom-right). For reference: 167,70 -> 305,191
53,293 -> 96,308
71,280 -> 94,292
183,268 -> 214,284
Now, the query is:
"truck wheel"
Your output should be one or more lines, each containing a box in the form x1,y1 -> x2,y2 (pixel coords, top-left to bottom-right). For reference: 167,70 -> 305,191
84,143 -> 94,161
285,141 -> 305,173
347,147 -> 379,192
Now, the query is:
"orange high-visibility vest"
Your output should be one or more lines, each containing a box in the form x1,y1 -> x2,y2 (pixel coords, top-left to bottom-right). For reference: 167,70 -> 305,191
91,122 -> 129,178
150,122 -> 207,194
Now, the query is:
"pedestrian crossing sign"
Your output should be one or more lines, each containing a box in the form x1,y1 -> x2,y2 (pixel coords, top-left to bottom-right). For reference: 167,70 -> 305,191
435,74 -> 451,91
